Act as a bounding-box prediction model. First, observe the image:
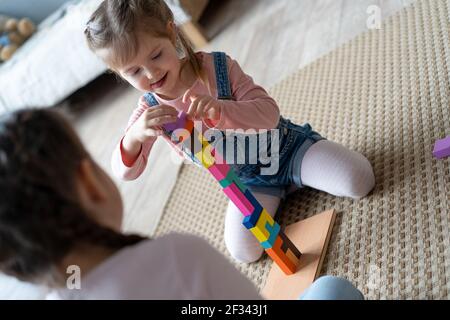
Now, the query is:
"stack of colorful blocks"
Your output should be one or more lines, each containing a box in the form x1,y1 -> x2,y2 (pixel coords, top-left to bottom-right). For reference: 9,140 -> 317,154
161,110 -> 302,275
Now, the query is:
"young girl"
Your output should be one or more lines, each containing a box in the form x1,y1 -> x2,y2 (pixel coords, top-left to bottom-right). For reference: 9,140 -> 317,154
84,0 -> 375,264
0,108 -> 364,300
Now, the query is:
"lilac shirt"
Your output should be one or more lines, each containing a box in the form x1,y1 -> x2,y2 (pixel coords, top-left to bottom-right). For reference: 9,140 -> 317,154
54,233 -> 262,300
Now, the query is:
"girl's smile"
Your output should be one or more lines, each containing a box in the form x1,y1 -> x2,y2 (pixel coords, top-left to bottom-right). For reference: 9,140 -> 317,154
149,72 -> 168,90
98,26 -> 196,101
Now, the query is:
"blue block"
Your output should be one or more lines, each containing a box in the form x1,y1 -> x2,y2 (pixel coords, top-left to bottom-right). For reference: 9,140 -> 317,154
242,206 -> 263,229
244,189 -> 263,214
261,222 -> 280,249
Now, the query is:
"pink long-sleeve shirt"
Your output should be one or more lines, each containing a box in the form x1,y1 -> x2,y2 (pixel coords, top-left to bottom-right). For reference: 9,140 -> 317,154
111,52 -> 281,181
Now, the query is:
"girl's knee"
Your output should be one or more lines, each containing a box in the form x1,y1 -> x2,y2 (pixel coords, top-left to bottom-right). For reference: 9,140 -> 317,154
224,236 -> 264,263
224,193 -> 280,264
342,155 -> 375,199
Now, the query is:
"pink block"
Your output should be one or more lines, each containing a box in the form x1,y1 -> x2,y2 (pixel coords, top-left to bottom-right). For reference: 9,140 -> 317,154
223,183 -> 254,216
208,162 -> 230,181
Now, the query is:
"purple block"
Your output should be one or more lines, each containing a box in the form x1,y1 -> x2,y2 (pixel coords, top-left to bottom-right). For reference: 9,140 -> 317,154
433,136 -> 450,159
164,111 -> 187,133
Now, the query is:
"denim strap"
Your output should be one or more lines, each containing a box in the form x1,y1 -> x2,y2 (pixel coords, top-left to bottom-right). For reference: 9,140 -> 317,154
212,52 -> 233,100
143,92 -> 159,107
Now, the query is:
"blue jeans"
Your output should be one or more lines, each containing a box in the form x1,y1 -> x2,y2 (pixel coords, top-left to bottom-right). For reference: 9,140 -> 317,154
299,276 -> 365,300
213,116 -> 324,199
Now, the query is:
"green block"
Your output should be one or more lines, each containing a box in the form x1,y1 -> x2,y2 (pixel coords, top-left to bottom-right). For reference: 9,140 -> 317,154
219,169 -> 247,192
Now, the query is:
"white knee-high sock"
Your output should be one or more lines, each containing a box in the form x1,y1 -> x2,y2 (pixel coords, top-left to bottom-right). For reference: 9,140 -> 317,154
300,140 -> 375,199
224,192 -> 281,263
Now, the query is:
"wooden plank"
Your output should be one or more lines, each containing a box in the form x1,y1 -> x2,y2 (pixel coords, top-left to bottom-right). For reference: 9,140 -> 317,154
261,209 -> 336,300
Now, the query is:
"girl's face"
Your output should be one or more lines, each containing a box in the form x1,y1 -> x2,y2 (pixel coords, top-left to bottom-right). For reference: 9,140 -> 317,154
104,26 -> 185,100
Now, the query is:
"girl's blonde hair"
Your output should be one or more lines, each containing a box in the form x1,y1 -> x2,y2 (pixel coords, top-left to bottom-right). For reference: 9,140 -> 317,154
84,0 -> 204,81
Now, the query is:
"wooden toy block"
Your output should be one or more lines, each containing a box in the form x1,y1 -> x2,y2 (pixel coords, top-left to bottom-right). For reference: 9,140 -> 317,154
197,131 -> 211,148
164,111 -> 187,133
194,143 -> 215,168
190,127 -> 205,155
243,189 -> 263,211
218,169 -> 247,192
177,125 -> 201,154
208,162 -> 230,181
242,206 -> 263,229
433,136 -> 450,159
172,118 -> 194,144
183,118 -> 194,136
265,235 -> 297,275
286,249 -> 300,266
223,183 -> 254,216
211,148 -> 227,165
179,134 -> 193,151
262,209 -> 337,299
279,230 -> 302,261
261,222 -> 280,249
265,230 -> 301,261
249,209 -> 277,242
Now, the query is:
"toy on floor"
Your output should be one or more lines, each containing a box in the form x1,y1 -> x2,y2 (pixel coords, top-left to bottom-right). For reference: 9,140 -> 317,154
433,136 -> 450,159
262,209 -> 336,299
0,15 -> 36,62
144,93 -> 302,275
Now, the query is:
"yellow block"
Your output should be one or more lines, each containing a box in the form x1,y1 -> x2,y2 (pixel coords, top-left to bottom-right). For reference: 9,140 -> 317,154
194,143 -> 215,168
197,132 -> 210,148
250,209 -> 275,242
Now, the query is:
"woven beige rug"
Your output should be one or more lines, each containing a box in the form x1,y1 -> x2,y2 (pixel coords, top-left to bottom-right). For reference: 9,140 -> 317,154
155,0 -> 450,299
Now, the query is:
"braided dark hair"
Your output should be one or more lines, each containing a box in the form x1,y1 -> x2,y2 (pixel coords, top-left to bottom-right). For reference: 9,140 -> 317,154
0,109 -> 145,284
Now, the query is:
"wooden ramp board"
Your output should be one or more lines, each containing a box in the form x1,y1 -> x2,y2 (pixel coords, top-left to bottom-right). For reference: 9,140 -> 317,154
261,209 -> 336,300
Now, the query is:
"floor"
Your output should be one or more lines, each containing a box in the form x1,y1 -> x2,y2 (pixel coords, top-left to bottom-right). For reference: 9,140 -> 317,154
69,0 -> 416,236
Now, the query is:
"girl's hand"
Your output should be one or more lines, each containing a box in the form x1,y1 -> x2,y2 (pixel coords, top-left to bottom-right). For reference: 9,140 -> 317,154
129,101 -> 179,143
121,101 -> 178,163
183,89 -> 222,121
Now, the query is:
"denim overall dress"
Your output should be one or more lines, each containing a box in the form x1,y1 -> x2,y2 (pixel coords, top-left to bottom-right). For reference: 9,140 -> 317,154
144,52 -> 324,199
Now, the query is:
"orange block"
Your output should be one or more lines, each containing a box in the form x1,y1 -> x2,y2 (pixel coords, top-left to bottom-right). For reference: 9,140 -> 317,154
178,119 -> 194,143
265,235 -> 298,275
286,249 -> 300,266
279,231 -> 302,261
262,209 -> 337,300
